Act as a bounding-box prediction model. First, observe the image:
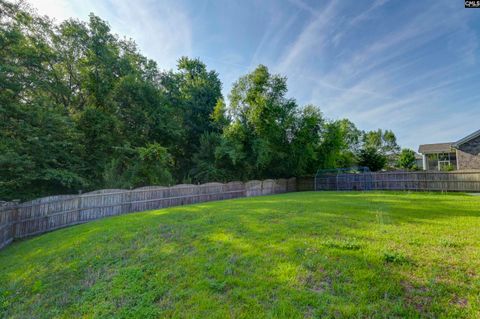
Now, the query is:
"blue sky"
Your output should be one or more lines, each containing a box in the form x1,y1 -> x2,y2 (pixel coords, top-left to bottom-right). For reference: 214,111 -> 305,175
31,0 -> 480,149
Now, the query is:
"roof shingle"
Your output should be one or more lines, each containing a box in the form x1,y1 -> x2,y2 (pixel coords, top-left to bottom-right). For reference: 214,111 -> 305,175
418,143 -> 454,154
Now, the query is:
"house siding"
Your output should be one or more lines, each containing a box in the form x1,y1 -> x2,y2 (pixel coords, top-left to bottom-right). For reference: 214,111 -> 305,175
457,135 -> 480,170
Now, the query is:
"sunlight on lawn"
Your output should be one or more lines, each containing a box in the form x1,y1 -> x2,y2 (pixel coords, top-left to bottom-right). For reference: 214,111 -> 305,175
1,192 -> 479,318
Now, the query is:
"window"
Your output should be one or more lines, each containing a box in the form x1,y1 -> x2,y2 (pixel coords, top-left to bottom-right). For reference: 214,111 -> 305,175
437,152 -> 456,171
426,152 -> 457,171
438,153 -> 449,161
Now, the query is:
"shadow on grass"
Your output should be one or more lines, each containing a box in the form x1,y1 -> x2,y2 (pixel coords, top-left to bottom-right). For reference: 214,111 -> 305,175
1,191 -> 479,318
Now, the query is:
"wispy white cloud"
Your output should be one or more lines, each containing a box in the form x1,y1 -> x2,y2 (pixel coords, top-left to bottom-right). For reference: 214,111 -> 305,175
26,0 -> 480,149
285,0 -> 323,17
29,0 -> 76,22
249,8 -> 300,69
276,0 -> 338,75
332,0 -> 390,46
288,1 -> 480,148
30,0 -> 192,70
326,6 -> 453,84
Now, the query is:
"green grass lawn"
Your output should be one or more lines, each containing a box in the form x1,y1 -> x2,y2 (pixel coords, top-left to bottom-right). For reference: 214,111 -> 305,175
1,192 -> 480,318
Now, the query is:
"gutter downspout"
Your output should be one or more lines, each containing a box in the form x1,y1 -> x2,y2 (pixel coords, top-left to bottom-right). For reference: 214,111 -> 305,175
455,149 -> 460,171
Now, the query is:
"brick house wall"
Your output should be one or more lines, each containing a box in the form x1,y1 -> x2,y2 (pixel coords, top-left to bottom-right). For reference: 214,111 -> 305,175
456,135 -> 480,170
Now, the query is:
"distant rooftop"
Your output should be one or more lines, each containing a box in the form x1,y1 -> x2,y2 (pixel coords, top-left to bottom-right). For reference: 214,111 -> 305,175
418,129 -> 480,154
453,129 -> 480,148
418,143 -> 454,154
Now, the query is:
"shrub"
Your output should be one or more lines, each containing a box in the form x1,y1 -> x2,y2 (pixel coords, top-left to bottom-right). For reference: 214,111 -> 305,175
358,147 -> 387,171
397,149 -> 417,170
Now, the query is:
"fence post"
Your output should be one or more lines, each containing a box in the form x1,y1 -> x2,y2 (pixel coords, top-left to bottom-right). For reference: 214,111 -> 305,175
76,190 -> 82,224
128,187 -> 133,213
424,172 -> 428,192
11,199 -> 20,240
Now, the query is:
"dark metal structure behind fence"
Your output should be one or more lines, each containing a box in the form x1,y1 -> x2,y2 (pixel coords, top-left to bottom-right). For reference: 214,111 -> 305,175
314,170 -> 480,192
2,172 -> 479,251
314,167 -> 370,191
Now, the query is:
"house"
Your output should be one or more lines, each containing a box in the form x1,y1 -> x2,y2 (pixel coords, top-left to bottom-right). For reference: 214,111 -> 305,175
415,153 -> 424,170
418,129 -> 480,171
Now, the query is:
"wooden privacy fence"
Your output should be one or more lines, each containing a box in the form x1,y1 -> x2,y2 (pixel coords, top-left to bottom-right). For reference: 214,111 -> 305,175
0,178 -> 296,250
314,171 -> 480,192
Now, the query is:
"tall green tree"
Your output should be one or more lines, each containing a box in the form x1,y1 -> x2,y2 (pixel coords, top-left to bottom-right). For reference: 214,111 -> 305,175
363,129 -> 400,156
103,143 -> 173,188
288,105 -> 324,176
76,107 -> 120,186
358,147 -> 387,172
160,57 -> 223,181
190,132 -> 229,183
0,1 -> 404,200
397,149 -> 418,170
218,65 -> 298,179
0,2 -> 178,199
0,2 -> 86,199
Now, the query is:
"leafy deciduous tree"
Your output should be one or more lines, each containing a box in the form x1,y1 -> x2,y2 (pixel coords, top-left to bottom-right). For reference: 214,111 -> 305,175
397,149 -> 418,170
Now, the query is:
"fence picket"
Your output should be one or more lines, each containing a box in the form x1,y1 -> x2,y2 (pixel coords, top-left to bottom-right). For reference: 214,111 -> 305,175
0,178 -> 297,250
314,171 -> 480,192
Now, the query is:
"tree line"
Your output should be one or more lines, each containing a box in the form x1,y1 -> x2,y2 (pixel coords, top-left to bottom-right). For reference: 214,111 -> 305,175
0,2 -> 417,201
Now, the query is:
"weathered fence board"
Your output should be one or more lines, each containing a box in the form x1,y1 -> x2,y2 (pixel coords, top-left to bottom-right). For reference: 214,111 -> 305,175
0,178 -> 296,250
3,172 -> 477,250
245,180 -> 262,197
314,171 -> 480,192
0,202 -> 17,250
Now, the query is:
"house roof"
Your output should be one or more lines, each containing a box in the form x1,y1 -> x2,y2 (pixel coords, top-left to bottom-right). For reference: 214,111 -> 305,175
418,143 -> 454,154
453,129 -> 480,148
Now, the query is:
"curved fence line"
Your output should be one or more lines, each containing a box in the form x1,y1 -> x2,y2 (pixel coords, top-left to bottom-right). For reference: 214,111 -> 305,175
0,178 -> 296,250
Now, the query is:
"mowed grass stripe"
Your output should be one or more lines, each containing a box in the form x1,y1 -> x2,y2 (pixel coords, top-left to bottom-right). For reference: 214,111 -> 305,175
0,192 -> 479,318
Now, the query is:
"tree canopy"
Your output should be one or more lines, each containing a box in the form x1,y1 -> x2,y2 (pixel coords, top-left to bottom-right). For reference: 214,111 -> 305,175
397,149 -> 418,170
0,2 -> 403,200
